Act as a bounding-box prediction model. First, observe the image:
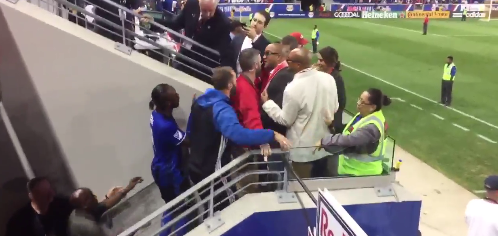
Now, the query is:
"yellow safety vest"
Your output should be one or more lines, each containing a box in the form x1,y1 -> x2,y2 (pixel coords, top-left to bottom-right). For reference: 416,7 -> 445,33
311,29 -> 318,39
338,110 -> 386,176
442,63 -> 456,81
463,9 -> 467,14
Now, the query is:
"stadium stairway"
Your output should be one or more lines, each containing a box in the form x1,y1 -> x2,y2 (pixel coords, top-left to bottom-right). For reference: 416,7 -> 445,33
0,1 -> 422,235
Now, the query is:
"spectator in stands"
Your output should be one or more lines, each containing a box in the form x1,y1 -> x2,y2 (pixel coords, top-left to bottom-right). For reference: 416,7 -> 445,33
68,177 -> 143,236
232,10 -> 272,74
258,36 -> 297,93
318,88 -> 391,177
260,42 -> 294,186
148,0 -> 234,84
316,47 -> 346,133
187,66 -> 290,212
261,48 -> 338,178
5,177 -> 73,236
289,32 -> 309,48
230,20 -> 246,40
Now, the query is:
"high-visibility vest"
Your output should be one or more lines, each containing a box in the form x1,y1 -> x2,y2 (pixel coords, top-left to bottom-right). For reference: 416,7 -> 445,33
311,29 -> 318,39
338,110 -> 386,176
442,63 -> 456,81
463,9 -> 468,14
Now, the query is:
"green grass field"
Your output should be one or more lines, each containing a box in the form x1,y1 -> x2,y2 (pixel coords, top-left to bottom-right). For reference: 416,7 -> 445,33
253,18 -> 498,192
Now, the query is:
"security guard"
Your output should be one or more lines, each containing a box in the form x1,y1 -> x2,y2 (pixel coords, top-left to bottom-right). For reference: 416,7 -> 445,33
441,56 -> 457,106
318,88 -> 391,176
462,7 -> 468,21
311,25 -> 319,54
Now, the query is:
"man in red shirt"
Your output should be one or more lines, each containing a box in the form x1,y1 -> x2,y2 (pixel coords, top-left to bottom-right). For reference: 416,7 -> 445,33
423,14 -> 429,35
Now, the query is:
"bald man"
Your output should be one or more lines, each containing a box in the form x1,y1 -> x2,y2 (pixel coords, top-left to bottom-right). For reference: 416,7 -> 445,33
150,0 -> 235,84
261,47 -> 339,178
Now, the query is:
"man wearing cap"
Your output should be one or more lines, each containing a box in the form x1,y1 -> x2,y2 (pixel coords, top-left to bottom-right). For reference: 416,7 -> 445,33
289,32 -> 309,48
465,175 -> 498,236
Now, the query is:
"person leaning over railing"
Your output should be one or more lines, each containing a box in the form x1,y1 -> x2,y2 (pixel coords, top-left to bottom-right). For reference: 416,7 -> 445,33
317,88 -> 391,177
187,66 -> 291,214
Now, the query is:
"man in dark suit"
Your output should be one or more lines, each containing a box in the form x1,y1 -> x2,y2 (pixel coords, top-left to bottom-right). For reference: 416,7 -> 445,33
231,10 -> 271,75
150,0 -> 234,84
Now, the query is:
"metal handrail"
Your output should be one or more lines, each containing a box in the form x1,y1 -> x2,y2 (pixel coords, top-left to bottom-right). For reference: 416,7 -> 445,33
32,0 -> 217,76
117,149 -> 287,236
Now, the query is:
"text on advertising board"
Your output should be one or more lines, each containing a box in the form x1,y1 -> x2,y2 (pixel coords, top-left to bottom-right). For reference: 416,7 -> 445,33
316,189 -> 368,236
407,11 -> 450,18
361,11 -> 401,19
451,11 -> 486,18
333,11 -> 362,18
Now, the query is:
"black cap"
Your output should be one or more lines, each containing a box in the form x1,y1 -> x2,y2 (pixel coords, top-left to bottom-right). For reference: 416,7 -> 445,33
484,175 -> 498,191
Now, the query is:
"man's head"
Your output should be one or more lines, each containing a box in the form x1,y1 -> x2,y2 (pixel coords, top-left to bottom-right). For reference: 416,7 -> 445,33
27,177 -> 55,210
485,175 -> 498,200
70,188 -> 99,211
317,46 -> 339,70
281,35 -> 299,55
446,56 -> 453,64
230,20 -> 245,37
314,25 -> 317,29
149,84 -> 180,111
263,43 -> 284,70
212,66 -> 237,97
250,10 -> 271,35
239,48 -> 262,78
286,48 -> 312,73
288,32 -> 309,48
199,0 -> 218,20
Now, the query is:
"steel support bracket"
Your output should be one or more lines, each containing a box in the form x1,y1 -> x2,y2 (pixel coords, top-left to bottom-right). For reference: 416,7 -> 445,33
203,211 -> 224,233
115,42 -> 132,55
275,190 -> 298,203
374,185 -> 395,197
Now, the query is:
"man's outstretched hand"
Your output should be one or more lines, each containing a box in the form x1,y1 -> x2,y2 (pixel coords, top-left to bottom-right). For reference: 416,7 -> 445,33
273,131 -> 291,151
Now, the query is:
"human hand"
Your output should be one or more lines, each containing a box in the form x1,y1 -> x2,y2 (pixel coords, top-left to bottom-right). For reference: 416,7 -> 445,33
274,132 -> 291,151
127,177 -> 143,189
244,27 -> 257,40
317,42 -> 319,45
260,144 -> 272,160
312,139 -> 323,155
192,93 -> 197,104
261,89 -> 269,103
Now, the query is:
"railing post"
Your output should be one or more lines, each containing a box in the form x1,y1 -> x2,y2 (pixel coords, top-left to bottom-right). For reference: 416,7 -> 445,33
114,9 -> 132,55
282,152 -> 289,191
119,9 -> 126,45
275,152 -> 297,204
203,179 -> 224,233
208,180 -> 214,218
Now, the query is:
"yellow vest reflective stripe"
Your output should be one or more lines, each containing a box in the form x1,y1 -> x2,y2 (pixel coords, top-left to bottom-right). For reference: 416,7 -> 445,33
338,110 -> 386,176
311,29 -> 318,39
442,63 -> 455,81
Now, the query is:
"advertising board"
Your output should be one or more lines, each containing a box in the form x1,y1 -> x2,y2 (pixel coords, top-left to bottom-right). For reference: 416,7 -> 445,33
219,3 -> 313,18
316,189 -> 368,236
361,11 -> 404,19
407,11 -> 450,18
451,11 -> 486,18
331,11 -> 362,18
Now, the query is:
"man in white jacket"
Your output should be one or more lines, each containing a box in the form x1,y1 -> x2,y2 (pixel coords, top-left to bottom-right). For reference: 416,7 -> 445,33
261,48 -> 339,178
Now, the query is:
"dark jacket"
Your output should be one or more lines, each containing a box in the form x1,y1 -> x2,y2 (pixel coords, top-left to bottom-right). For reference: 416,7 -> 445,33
261,67 -> 294,147
153,0 -> 234,82
231,34 -> 271,66
187,89 -> 274,177
331,69 -> 346,133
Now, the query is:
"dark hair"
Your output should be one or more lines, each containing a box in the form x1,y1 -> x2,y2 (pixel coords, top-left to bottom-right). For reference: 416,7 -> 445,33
447,56 -> 453,61
367,88 -> 391,111
281,35 -> 299,51
255,10 -> 271,26
334,61 -> 342,71
27,177 -> 49,193
149,84 -> 172,110
318,46 -> 339,68
212,66 -> 235,90
239,48 -> 260,72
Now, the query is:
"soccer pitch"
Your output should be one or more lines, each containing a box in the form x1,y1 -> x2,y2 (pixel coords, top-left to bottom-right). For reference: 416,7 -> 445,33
260,18 -> 498,192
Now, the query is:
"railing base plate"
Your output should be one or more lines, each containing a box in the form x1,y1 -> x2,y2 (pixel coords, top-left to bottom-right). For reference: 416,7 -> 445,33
114,42 -> 132,55
374,185 -> 395,197
275,190 -> 298,203
204,211 -> 224,233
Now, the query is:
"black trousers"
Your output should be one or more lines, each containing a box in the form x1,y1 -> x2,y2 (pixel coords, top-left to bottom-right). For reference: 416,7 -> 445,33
423,23 -> 428,35
312,39 -> 318,53
462,15 -> 467,21
441,80 -> 454,105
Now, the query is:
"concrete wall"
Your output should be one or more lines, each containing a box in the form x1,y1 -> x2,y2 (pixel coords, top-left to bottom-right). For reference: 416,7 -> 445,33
0,0 -> 209,234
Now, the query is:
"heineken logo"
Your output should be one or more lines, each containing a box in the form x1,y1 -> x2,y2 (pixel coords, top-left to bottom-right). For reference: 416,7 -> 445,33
361,11 -> 401,19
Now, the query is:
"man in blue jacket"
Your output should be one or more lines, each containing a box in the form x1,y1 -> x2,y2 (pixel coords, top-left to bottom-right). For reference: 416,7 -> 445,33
187,66 -> 290,214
